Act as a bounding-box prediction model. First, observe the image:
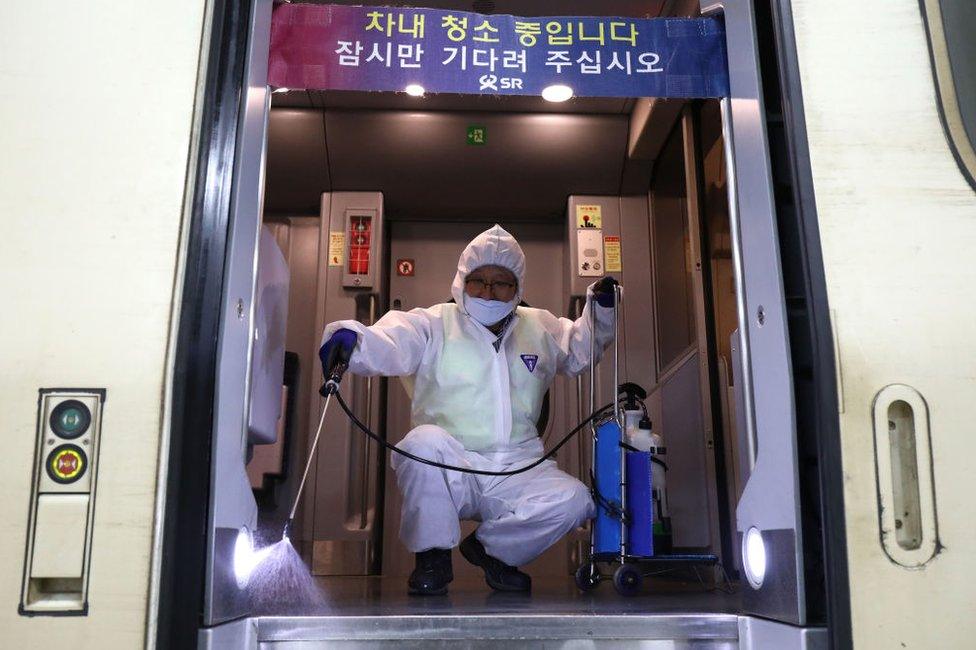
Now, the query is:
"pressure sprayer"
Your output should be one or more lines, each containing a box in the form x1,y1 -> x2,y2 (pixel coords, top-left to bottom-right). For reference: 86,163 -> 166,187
281,292 -> 620,543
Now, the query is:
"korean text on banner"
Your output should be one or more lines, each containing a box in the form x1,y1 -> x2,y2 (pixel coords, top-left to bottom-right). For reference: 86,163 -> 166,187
269,4 -> 729,98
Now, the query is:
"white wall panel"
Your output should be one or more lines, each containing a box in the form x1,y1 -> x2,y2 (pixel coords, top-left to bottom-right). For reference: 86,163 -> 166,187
793,1 -> 976,646
0,1 -> 207,645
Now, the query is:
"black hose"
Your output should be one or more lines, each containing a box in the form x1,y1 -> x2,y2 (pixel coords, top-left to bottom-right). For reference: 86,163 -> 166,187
333,388 -> 614,477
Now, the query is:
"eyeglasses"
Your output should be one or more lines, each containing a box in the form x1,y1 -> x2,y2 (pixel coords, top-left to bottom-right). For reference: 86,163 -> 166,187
465,278 -> 517,299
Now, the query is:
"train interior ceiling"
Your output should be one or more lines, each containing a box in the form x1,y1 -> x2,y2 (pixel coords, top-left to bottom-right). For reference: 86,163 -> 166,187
243,67 -> 746,617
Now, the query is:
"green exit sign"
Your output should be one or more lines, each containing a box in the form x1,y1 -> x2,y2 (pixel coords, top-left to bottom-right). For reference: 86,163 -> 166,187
466,125 -> 487,146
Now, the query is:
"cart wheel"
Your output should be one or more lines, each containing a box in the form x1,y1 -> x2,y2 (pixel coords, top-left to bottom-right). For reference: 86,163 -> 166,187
612,564 -> 642,596
575,563 -> 601,592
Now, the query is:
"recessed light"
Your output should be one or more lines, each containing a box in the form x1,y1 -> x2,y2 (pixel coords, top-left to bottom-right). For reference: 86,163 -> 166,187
542,84 -> 573,102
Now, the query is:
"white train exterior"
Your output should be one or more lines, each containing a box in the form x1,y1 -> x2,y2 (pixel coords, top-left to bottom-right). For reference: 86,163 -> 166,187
0,1 -> 973,648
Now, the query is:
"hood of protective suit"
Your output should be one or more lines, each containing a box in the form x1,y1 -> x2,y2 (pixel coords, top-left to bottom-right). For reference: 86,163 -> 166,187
451,224 -> 526,312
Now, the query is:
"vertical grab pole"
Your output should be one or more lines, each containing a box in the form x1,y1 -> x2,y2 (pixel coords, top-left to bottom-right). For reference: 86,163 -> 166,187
359,293 -> 378,529
613,285 -> 625,565
589,290 -> 599,459
588,291 -> 598,577
573,296 -> 587,481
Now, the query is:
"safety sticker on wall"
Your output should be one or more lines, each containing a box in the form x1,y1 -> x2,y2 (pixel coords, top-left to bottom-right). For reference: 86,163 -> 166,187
396,259 -> 415,276
604,236 -> 622,272
328,231 -> 345,266
576,204 -> 602,229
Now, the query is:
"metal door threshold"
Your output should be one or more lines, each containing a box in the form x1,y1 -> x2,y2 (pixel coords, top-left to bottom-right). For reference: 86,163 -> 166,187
254,613 -> 740,647
200,614 -> 829,648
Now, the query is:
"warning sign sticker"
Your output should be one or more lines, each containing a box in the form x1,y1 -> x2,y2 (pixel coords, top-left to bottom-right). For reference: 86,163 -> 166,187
46,444 -> 87,484
328,231 -> 345,267
396,259 -> 415,276
604,236 -> 622,272
575,204 -> 603,229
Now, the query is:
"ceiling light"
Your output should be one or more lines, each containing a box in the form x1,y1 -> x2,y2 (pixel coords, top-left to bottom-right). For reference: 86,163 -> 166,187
272,87 -> 290,94
405,84 -> 425,97
542,84 -> 573,102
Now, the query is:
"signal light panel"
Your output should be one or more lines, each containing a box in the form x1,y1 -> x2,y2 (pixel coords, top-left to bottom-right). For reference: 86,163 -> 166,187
20,389 -> 104,615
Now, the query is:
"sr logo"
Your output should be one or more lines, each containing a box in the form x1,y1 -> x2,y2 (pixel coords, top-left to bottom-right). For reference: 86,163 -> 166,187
479,75 -> 524,91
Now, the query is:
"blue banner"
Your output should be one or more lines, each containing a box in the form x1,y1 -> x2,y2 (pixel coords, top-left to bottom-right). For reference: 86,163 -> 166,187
270,4 -> 729,98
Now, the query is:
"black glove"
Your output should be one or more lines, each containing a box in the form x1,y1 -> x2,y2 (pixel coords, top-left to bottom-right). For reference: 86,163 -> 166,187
593,277 -> 620,308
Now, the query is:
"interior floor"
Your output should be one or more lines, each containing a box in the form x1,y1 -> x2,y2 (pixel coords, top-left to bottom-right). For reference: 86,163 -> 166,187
255,574 -> 740,617
250,575 -> 741,648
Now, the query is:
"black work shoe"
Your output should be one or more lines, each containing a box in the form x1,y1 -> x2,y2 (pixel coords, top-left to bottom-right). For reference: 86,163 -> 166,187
408,548 -> 454,595
459,532 -> 531,592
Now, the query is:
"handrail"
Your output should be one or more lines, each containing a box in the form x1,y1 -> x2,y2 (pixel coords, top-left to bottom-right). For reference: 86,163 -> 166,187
359,292 -> 378,529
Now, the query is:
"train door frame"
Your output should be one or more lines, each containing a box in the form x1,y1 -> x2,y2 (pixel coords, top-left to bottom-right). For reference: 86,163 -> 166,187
154,0 -> 852,647
703,0 -> 813,627
153,0 -> 258,647
750,0 -> 851,645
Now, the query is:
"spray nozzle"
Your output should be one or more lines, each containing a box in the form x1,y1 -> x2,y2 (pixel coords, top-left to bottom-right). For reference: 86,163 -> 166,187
618,382 -> 647,411
319,362 -> 349,396
282,518 -> 293,542
318,332 -> 355,396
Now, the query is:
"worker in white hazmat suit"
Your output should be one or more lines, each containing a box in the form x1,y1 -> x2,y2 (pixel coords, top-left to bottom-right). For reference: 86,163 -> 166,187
320,225 -> 618,595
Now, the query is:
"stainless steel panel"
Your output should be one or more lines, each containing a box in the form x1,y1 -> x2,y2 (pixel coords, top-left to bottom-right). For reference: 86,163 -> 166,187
255,614 -> 739,644
206,0 -> 273,626
739,528 -> 801,622
264,218 -> 324,543
738,615 -> 826,650
618,195 -> 658,393
730,330 -> 751,490
682,107 -> 726,563
311,540 -> 375,576
307,192 -> 384,575
262,640 -> 734,649
199,617 -> 258,650
650,127 -> 695,372
248,227 -> 290,445
700,0 -> 805,624
660,351 -> 710,548
565,195 -> 623,423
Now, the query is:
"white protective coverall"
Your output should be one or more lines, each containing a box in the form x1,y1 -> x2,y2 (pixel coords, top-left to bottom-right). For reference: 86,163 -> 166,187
322,225 -> 614,566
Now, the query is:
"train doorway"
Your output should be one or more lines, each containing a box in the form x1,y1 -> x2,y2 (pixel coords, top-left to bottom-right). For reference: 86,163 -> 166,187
160,1 -> 844,648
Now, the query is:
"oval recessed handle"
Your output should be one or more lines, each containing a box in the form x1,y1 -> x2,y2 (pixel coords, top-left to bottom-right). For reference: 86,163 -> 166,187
872,384 -> 939,567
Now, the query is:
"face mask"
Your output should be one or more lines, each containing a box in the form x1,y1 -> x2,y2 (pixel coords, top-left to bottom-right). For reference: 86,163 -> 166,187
463,295 -> 516,326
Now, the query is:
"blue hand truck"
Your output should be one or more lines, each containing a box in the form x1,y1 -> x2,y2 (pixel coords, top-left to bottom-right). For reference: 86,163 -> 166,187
575,285 -> 718,596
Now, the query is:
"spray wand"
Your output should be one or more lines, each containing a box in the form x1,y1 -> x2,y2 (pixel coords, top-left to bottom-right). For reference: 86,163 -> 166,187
282,341 -> 352,542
